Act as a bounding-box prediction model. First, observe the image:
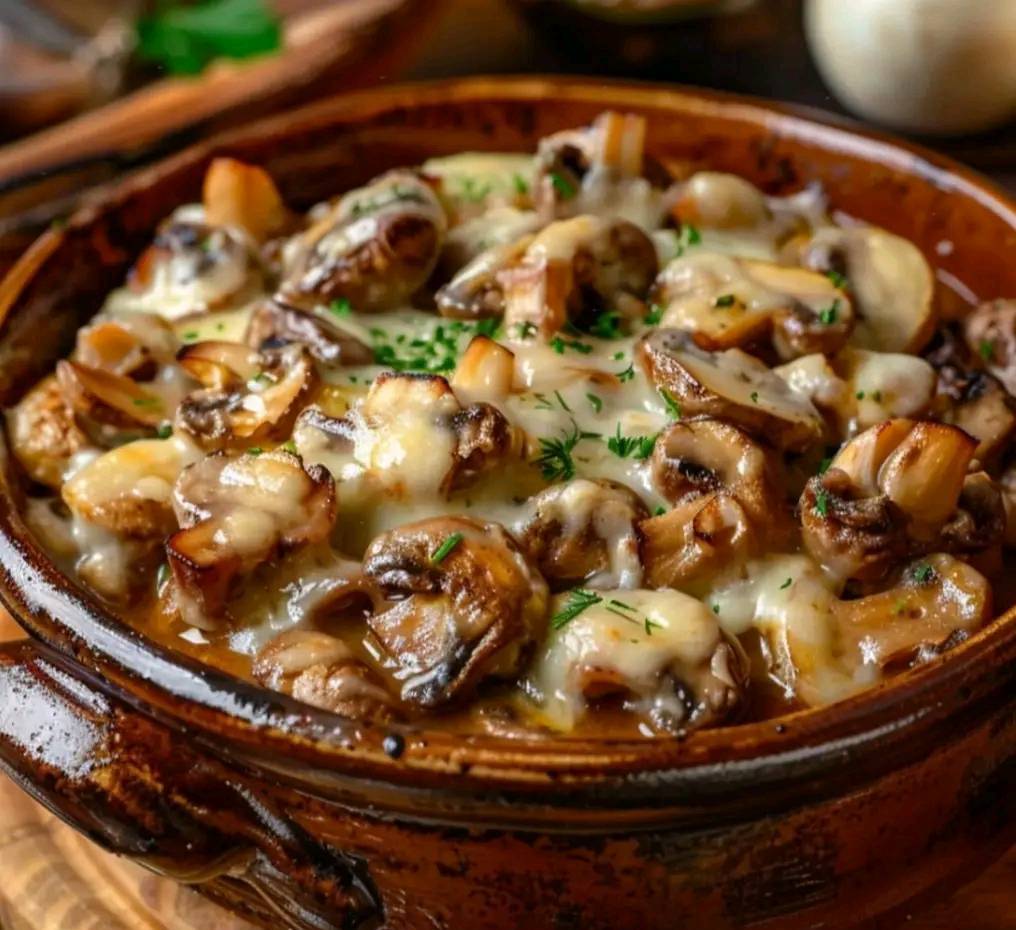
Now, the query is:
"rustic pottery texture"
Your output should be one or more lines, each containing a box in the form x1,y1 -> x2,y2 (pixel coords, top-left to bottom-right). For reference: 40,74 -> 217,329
0,78 -> 1012,930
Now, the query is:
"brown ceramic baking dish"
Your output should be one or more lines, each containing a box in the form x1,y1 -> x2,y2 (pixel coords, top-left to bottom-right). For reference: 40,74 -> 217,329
0,77 -> 1012,930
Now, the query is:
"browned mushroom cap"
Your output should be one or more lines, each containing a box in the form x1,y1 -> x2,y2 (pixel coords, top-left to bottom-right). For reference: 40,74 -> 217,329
128,214 -> 259,317
637,328 -> 824,451
167,449 -> 336,627
832,553 -> 991,674
253,630 -> 397,721
499,215 -> 658,338
245,299 -> 372,367
651,253 -> 854,361
533,111 -> 647,219
202,157 -> 289,243
927,328 -> 1016,465
7,375 -> 90,488
434,235 -> 533,320
666,171 -> 771,230
276,170 -> 446,313
363,516 -> 548,707
56,360 -> 168,446
798,225 -> 936,353
963,299 -> 1016,397
175,341 -> 317,450
73,313 -> 178,378
516,479 -> 648,590
800,418 -> 1000,581
525,587 -> 748,734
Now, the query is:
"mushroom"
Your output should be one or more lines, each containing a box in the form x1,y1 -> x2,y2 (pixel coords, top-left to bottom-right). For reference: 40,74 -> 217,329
434,234 -> 534,320
128,210 -> 259,318
437,205 -> 542,282
533,112 -> 662,227
652,252 -> 853,360
800,418 -> 1003,580
253,630 -> 397,721
499,215 -> 658,338
666,171 -> 771,231
515,479 -> 648,590
524,587 -> 748,734
7,375 -> 90,488
175,341 -> 317,450
276,170 -> 446,313
167,449 -> 336,628
637,328 -> 824,451
245,299 -> 372,367
962,299 -> 1016,397
797,225 -> 936,353
73,313 -> 179,378
202,157 -> 288,243
926,327 -> 1016,464
362,516 -> 549,707
450,336 -> 516,404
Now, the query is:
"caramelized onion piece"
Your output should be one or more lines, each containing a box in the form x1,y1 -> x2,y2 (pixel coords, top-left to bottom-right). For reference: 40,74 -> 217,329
526,587 -> 748,734
168,450 -> 336,627
517,479 -> 648,590
245,300 -> 372,367
254,630 -> 397,721
363,517 -> 548,707
176,341 -> 317,450
202,157 -> 287,242
8,375 -> 90,488
637,328 -> 823,450
277,170 -> 446,312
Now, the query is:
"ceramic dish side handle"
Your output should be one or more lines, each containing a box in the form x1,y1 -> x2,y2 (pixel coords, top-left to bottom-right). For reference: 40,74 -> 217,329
0,640 -> 383,930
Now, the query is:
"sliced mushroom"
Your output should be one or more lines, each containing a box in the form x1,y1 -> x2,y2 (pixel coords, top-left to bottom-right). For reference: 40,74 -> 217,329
437,205 -> 542,282
499,215 -> 658,338
515,479 -> 648,590
652,253 -> 853,360
926,327 -> 1016,464
533,112 -> 662,227
167,449 -> 336,627
800,418 -> 1001,580
245,299 -> 372,367
798,225 -> 936,353
525,587 -> 748,734
434,234 -> 533,320
637,328 -> 824,450
962,299 -> 1016,397
7,375 -> 90,488
176,341 -> 317,450
450,336 -> 515,404
666,171 -> 771,230
277,170 -> 446,313
363,517 -> 548,707
73,313 -> 179,378
253,630 -> 397,721
202,157 -> 288,242
128,210 -> 259,318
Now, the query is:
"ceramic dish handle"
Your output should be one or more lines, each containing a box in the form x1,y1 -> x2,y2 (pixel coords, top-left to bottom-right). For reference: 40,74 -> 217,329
0,640 -> 382,930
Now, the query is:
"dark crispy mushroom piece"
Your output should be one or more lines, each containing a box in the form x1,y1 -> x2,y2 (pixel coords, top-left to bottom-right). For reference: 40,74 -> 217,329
363,516 -> 548,707
176,341 -> 317,450
963,298 -> 1016,397
245,299 -> 372,367
254,630 -> 397,721
516,479 -> 648,589
276,170 -> 446,313
167,449 -> 336,627
7,375 -> 90,488
637,328 -> 824,451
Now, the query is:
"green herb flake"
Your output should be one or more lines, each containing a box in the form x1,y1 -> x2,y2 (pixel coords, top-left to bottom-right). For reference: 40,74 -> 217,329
817,456 -> 833,475
549,336 -> 593,355
813,488 -> 831,518
586,392 -> 603,413
780,577 -> 792,590
330,297 -> 353,317
714,294 -> 736,308
750,391 -> 759,404
589,309 -> 622,340
535,422 -> 590,482
156,423 -> 173,439
607,424 -> 657,460
552,588 -> 602,630
459,177 -> 493,203
182,330 -> 200,341
660,389 -> 682,420
281,440 -> 298,454
514,321 -> 537,339
712,603 -> 720,615
644,303 -> 664,326
512,173 -> 529,195
644,617 -> 663,636
549,171 -> 577,200
554,390 -> 572,413
132,395 -> 162,409
826,270 -> 848,290
616,362 -> 635,383
856,390 -> 865,400
430,531 -> 465,565
912,562 -> 935,584
654,505 -> 666,516
818,299 -> 840,326
872,390 -> 883,402
247,446 -> 263,456
979,339 -> 996,362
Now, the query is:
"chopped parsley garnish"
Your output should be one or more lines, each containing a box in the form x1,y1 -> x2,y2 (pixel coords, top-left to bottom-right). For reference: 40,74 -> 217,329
253,370 -> 277,385
459,177 -> 493,202
512,173 -> 529,195
554,390 -> 572,413
660,389 -> 682,420
551,588 -> 602,629
673,223 -> 702,257
534,393 -> 554,410
750,391 -> 759,404
514,321 -> 537,339
826,270 -> 849,290
182,330 -> 200,341
281,439 -> 297,454
817,456 -> 833,475
644,303 -> 664,325
872,390 -> 883,402
549,171 -> 577,200
616,362 -> 635,383
979,339 -> 995,362
586,392 -> 603,413
613,351 -> 625,361
247,446 -> 263,456
132,395 -> 162,409
156,423 -> 173,439
474,317 -> 500,338
818,299 -> 840,326
856,390 -> 865,400
654,505 -> 666,516
329,297 -> 352,317
912,562 -> 935,584
431,532 -> 464,565
588,309 -> 622,339
644,617 -> 663,636
712,603 -> 721,614
607,425 -> 657,460
549,336 -> 593,355
780,577 -> 792,590
714,294 -> 736,308
535,422 -> 595,481
371,320 -> 490,373
813,488 -> 831,518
